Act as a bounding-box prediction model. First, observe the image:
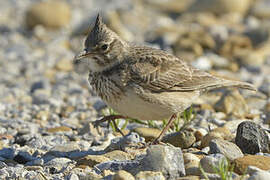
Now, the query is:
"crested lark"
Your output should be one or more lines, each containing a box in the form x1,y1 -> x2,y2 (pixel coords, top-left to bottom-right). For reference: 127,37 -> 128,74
74,15 -> 256,143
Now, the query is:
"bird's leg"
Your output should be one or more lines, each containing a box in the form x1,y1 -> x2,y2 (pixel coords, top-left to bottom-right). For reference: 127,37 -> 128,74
152,113 -> 177,144
93,115 -> 126,136
111,118 -> 125,136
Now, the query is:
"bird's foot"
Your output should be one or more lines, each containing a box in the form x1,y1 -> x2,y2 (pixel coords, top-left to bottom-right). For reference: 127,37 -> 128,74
93,115 -> 126,136
147,139 -> 166,146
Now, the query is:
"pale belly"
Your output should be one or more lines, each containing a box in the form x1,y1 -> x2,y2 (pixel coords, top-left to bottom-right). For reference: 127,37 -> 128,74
104,88 -> 200,121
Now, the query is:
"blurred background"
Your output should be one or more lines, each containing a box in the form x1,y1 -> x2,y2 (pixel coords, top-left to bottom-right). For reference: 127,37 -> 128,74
0,0 -> 270,179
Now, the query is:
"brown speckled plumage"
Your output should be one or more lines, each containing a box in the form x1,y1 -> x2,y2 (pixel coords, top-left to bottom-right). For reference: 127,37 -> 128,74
74,14 -> 256,141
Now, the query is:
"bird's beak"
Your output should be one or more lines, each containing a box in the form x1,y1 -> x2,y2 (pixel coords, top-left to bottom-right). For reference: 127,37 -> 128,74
73,50 -> 95,64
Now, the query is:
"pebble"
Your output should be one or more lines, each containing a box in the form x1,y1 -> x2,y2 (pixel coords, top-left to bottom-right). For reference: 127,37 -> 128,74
138,145 -> 186,179
66,173 -> 80,180
162,130 -> 196,148
209,139 -> 244,161
76,155 -> 111,167
214,89 -> 249,118
201,127 -> 233,148
177,176 -> 200,180
113,170 -> 135,180
189,0 -> 251,15
183,153 -> 201,176
135,171 -> 165,180
47,126 -> 72,133
132,127 -> 161,142
252,0 -> 270,19
25,1 -> 71,29
0,148 -> 15,159
103,150 -> 134,161
200,153 -> 227,173
55,59 -> 73,72
105,132 -> 145,152
235,121 -> 270,154
247,171 -> 270,180
234,155 -> 270,175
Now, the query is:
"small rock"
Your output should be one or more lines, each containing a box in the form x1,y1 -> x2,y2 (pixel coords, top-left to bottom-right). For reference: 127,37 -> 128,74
0,161 -> 7,169
205,53 -> 230,70
238,51 -> 266,68
135,171 -> 165,180
189,0 -> 251,15
200,173 -> 220,180
219,35 -> 252,59
55,59 -> 73,72
79,123 -> 102,136
26,1 -> 71,29
173,29 -> 215,61
252,0 -> 270,19
66,173 -> 79,180
162,130 -> 196,148
47,126 -> 72,133
235,121 -> 270,154
201,127 -> 233,148
26,158 -> 44,166
194,128 -> 208,141
105,132 -> 145,152
234,155 -> 270,175
47,142 -> 81,158
0,148 -> 15,159
145,0 -> 193,13
45,157 -> 73,173
246,165 -> 267,175
209,139 -> 244,161
183,153 -> 201,176
245,94 -> 267,111
113,170 -> 135,180
244,28 -> 269,47
223,119 -> 247,135
138,145 -> 185,179
248,171 -> 270,180
25,166 -> 43,171
192,56 -> 212,71
76,155 -> 111,167
103,150 -> 134,161
94,160 -> 140,174
96,145 -> 185,179
177,176 -> 200,180
200,153 -> 227,173
106,11 -> 135,42
14,151 -> 36,164
30,80 -> 49,93
132,127 -> 161,142
214,89 -> 249,118
35,110 -> 50,121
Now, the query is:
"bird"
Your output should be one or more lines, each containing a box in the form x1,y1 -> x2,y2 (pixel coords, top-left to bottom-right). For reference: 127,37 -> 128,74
74,14 -> 256,143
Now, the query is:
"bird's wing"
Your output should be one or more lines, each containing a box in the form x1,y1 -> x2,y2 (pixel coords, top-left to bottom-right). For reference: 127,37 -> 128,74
127,47 -> 255,92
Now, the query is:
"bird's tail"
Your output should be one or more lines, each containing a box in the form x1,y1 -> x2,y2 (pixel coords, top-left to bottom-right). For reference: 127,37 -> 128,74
212,79 -> 257,92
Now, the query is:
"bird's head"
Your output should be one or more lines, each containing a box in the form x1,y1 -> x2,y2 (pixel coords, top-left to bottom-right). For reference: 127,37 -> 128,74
74,14 -> 127,72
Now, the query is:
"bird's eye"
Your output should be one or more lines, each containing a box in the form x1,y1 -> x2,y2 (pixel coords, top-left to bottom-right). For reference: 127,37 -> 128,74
101,44 -> 108,51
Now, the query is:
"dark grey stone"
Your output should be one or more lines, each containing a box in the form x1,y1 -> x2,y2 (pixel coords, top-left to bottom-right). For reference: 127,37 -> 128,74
0,148 -> 15,159
14,151 -> 36,164
235,121 -> 270,154
30,80 -> 50,93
